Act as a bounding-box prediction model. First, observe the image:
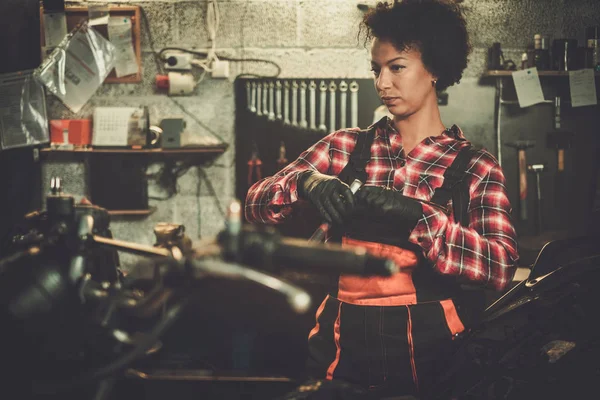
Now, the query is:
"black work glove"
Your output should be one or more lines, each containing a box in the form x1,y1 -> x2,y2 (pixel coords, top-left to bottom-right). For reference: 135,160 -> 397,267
297,171 -> 355,225
355,185 -> 423,225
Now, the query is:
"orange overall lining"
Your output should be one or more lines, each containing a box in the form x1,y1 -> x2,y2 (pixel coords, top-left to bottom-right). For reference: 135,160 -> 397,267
338,237 -> 419,306
308,296 -> 329,340
325,302 -> 343,380
406,306 -> 419,392
439,299 -> 465,337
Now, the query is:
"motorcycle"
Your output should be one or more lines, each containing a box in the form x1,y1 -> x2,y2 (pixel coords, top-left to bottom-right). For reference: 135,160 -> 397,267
1,177 -> 599,400
0,178 -> 395,400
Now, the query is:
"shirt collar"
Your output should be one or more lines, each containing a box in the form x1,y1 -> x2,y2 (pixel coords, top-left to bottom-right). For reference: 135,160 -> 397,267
372,116 -> 466,144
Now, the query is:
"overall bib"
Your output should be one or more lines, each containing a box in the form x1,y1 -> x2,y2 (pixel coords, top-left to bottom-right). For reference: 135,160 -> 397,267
306,125 -> 479,399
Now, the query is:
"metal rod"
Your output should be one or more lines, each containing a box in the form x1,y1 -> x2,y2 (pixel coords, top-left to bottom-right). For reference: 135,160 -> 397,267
93,236 -> 172,258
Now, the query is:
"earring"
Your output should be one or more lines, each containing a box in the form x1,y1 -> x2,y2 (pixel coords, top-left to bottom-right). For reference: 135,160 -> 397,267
432,79 -> 437,87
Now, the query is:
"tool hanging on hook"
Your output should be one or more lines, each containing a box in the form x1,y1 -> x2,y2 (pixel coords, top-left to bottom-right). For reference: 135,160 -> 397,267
318,81 -> 327,132
275,80 -> 283,121
527,163 -> 546,234
276,141 -> 288,171
339,81 -> 348,129
244,78 -> 362,133
283,81 -> 290,125
247,143 -> 263,188
546,96 -> 574,173
506,140 -> 535,221
309,80 -> 317,130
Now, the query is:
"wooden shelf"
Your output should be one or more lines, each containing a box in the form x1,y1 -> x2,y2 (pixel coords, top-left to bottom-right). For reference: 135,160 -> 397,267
107,207 -> 157,216
484,70 -> 600,77
40,144 -> 228,155
126,368 -> 293,382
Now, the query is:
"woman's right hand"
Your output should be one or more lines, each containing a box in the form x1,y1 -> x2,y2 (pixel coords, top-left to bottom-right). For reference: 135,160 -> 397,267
297,171 -> 355,225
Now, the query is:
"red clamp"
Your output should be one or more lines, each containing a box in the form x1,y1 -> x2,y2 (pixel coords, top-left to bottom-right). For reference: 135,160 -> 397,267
276,141 -> 288,171
247,150 -> 262,187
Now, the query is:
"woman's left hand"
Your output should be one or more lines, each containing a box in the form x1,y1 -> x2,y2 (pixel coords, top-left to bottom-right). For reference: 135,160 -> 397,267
355,185 -> 423,222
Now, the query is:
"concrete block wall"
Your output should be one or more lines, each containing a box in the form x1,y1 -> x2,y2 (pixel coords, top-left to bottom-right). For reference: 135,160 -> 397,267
43,0 -> 600,267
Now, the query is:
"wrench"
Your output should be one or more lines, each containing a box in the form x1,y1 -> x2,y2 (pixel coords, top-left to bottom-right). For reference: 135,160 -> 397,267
249,82 -> 257,113
283,80 -> 291,125
339,80 -> 348,129
262,82 -> 269,117
350,81 -> 359,128
256,81 -> 262,116
329,81 -> 337,132
309,80 -> 317,130
275,80 -> 282,120
318,81 -> 327,132
268,81 -> 275,120
291,80 -> 299,126
299,81 -> 308,128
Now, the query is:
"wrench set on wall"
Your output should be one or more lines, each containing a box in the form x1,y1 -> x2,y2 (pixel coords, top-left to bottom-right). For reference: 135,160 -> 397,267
245,79 -> 361,133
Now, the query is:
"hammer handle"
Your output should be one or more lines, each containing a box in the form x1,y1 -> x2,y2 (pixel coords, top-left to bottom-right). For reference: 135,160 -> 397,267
558,149 -> 564,172
518,149 -> 528,220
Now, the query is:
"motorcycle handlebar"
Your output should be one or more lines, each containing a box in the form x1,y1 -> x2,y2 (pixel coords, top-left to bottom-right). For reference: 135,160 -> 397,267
219,225 -> 398,278
274,237 -> 398,277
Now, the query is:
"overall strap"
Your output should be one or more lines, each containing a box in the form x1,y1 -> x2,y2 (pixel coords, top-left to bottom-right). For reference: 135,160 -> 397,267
337,125 -> 377,185
429,145 -> 479,227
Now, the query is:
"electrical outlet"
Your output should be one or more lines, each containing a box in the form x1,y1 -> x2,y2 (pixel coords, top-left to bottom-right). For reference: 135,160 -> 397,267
211,60 -> 230,78
164,52 -> 193,71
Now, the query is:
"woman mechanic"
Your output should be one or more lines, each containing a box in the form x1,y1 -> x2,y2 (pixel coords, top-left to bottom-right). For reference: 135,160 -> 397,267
245,0 -> 519,398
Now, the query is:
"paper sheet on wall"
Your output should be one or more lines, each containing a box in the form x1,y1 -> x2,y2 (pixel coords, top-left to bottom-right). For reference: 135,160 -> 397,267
108,16 -> 138,78
512,68 -> 545,108
569,69 -> 597,107
93,107 -> 138,146
88,2 -> 110,26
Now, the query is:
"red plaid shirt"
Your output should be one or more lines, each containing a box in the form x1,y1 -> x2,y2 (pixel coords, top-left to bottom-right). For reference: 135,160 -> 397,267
245,118 -> 519,291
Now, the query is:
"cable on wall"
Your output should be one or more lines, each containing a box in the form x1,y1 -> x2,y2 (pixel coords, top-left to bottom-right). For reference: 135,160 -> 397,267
158,47 -> 282,79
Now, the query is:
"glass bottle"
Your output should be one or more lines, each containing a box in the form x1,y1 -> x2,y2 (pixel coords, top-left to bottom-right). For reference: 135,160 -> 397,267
534,34 -> 551,70
586,26 -> 600,71
521,52 -> 529,70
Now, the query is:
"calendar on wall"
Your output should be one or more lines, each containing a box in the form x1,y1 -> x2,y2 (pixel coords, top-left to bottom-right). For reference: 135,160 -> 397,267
92,106 -> 148,147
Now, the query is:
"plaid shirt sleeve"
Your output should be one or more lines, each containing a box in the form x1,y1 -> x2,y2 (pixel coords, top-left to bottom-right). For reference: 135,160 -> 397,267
408,154 -> 519,291
244,134 -> 335,224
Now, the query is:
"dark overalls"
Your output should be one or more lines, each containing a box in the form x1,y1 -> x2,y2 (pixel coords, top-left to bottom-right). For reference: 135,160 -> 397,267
305,124 -> 480,399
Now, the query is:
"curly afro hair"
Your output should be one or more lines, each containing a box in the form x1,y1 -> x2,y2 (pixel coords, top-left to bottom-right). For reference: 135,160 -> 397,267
360,0 -> 472,92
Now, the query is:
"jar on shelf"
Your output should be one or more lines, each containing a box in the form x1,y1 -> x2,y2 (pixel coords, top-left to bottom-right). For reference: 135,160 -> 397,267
586,25 -> 600,71
533,34 -> 551,70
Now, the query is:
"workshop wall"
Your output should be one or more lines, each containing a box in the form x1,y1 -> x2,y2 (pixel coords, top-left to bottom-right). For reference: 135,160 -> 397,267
41,0 -> 600,268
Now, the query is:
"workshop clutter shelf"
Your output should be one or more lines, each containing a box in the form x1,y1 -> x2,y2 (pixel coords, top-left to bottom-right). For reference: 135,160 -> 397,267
484,70 -> 600,77
41,144 -> 228,216
40,144 -> 228,155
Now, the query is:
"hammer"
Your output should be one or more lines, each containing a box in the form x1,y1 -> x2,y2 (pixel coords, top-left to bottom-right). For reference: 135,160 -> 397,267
506,140 -> 535,221
547,96 -> 575,172
547,131 -> 574,172
527,164 -> 546,234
